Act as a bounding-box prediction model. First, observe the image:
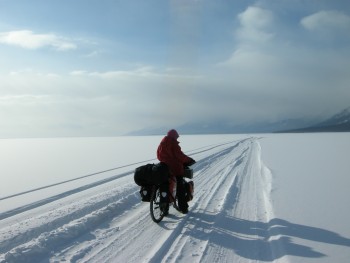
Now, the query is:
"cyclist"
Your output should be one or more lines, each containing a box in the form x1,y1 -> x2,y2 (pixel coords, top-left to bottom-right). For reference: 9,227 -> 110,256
157,129 -> 195,215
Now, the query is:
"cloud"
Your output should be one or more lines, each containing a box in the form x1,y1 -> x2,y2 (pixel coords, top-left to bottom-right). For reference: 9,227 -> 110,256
0,30 -> 77,51
236,6 -> 274,43
0,66 -> 201,134
216,4 -> 350,123
222,6 -> 280,76
301,10 -> 350,32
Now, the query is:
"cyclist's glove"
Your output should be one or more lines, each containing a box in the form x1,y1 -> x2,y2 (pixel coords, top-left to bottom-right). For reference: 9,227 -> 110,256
185,158 -> 196,166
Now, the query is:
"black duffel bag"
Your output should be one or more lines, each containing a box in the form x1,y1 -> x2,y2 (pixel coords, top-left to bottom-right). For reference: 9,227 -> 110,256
134,162 -> 169,186
134,163 -> 154,186
134,163 -> 169,202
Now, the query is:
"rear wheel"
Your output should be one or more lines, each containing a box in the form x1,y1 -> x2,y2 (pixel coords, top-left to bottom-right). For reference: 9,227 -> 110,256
150,186 -> 165,223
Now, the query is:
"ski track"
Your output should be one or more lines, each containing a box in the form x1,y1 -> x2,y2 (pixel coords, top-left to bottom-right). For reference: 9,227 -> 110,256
0,137 -> 283,263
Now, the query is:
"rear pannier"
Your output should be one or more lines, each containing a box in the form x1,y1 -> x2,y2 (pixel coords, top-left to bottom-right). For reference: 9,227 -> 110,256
139,185 -> 152,202
184,181 -> 194,202
134,163 -> 170,202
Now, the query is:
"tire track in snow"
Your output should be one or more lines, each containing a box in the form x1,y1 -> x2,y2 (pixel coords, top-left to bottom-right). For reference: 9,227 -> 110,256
198,139 -> 278,262
75,140 -> 249,263
65,139 -> 251,263
0,171 -> 134,221
0,176 -> 142,262
0,137 -> 261,263
57,200 -> 152,263
1,139 -> 230,262
144,137 -> 276,263
147,139 -> 253,263
0,139 -> 237,220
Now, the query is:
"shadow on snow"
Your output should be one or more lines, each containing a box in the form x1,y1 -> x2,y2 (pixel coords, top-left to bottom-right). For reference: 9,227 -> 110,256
187,212 -> 350,261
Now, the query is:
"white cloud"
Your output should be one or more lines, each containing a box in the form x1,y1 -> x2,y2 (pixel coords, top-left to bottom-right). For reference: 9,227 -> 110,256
87,67 -> 157,79
0,30 -> 77,51
216,3 -> 350,123
70,70 -> 88,76
69,67 -> 199,82
236,6 -> 274,43
83,50 -> 102,58
0,66 -> 204,137
301,10 -> 350,32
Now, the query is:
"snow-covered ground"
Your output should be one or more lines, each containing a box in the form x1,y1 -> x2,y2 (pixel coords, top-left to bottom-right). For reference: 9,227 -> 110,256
0,133 -> 349,263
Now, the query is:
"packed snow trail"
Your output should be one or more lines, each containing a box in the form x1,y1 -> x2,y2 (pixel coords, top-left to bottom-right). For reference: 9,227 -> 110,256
0,137 -> 297,262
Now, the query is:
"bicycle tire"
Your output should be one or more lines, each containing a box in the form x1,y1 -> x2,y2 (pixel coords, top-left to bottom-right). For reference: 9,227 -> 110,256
150,186 -> 165,223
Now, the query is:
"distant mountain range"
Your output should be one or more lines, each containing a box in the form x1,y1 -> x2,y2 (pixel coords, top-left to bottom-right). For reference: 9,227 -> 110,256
278,107 -> 350,133
127,107 -> 350,135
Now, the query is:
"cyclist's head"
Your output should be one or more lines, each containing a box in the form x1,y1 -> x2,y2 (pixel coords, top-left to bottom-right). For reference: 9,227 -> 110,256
167,129 -> 179,139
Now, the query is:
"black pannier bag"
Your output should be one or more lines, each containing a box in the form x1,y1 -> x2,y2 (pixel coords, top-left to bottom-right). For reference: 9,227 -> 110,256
134,162 -> 169,186
134,163 -> 153,186
139,185 -> 152,202
134,163 -> 170,202
183,167 -> 193,179
184,181 -> 194,202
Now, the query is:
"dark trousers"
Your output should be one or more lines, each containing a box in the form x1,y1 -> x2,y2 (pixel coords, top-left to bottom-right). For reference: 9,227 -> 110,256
176,177 -> 188,211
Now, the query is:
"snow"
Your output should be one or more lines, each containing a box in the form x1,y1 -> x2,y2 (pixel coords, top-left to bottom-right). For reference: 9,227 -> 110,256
0,133 -> 349,263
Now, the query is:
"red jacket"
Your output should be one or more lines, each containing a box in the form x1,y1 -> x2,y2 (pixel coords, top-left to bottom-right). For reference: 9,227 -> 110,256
157,136 -> 192,176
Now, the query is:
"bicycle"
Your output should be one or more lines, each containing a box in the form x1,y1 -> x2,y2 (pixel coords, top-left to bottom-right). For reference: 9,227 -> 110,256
150,167 -> 193,223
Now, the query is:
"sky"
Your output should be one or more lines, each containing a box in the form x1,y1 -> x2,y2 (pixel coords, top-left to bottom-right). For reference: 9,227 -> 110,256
0,0 -> 350,137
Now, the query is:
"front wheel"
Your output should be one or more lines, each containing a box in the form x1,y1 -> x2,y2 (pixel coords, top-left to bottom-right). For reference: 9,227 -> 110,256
150,186 -> 165,223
